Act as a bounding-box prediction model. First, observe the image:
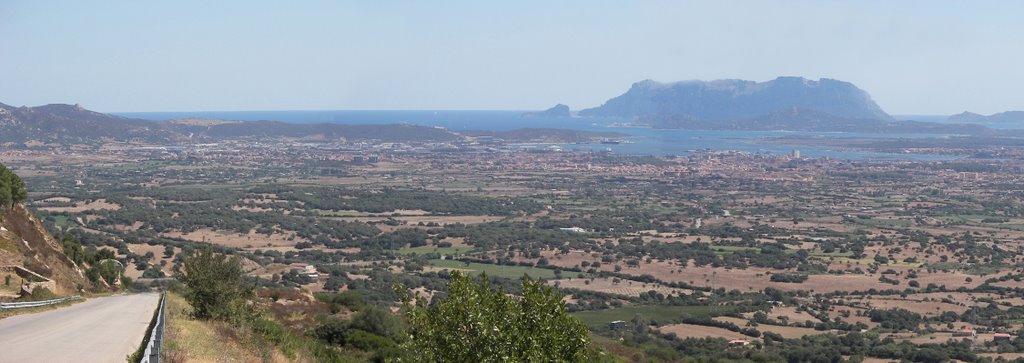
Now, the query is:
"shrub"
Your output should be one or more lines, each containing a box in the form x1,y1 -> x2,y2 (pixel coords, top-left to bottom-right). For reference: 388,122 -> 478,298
182,248 -> 252,322
770,273 -> 809,283
401,271 -> 591,362
869,308 -> 922,331
22,286 -> 58,301
349,306 -> 405,342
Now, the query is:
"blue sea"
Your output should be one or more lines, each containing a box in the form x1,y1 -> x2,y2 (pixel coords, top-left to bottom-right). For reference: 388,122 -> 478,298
120,110 -> 959,161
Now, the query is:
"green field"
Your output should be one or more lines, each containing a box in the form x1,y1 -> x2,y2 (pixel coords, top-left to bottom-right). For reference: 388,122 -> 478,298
571,305 -> 735,327
53,215 -> 72,228
398,245 -> 475,255
109,160 -> 178,171
854,218 -> 913,227
316,210 -> 376,217
808,249 -> 854,258
710,245 -> 758,255
429,259 -> 559,279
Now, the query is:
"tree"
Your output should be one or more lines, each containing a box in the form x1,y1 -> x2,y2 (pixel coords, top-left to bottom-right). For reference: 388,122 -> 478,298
142,265 -> 165,278
324,276 -> 345,291
0,164 -> 27,207
95,260 -> 121,286
182,248 -> 251,322
0,182 -> 10,208
400,271 -> 591,362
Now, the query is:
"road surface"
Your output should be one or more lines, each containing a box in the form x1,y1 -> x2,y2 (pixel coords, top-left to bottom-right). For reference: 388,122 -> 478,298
0,293 -> 160,363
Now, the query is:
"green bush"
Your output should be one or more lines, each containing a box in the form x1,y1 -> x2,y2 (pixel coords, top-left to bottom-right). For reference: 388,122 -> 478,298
314,317 -> 351,346
770,273 -> 809,283
349,306 -> 405,342
182,248 -> 252,322
401,271 -> 591,362
869,308 -> 922,331
253,317 -> 353,362
347,330 -> 397,351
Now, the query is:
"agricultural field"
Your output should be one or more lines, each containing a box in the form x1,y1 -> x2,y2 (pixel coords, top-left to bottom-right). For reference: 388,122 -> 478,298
426,259 -> 559,280
659,323 -> 754,341
397,245 -> 474,256
550,277 -> 691,297
9,138 -> 1024,362
573,305 -> 734,327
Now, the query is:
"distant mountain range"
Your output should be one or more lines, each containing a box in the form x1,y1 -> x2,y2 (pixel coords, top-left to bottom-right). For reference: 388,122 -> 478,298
569,76 -> 1003,134
3,75 -> 1019,145
0,103 -> 171,143
581,77 -> 891,121
947,111 -> 1024,125
0,102 -> 460,145
0,102 -> 624,146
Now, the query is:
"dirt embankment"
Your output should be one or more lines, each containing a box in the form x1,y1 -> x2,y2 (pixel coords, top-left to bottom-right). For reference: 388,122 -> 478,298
0,204 -> 86,295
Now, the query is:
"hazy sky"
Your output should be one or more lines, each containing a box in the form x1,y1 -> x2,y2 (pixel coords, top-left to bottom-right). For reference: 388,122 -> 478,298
1,1 -> 1021,114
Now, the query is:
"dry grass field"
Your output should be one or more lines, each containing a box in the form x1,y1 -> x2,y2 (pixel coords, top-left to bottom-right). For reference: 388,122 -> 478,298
715,316 -> 824,339
893,332 -> 1012,345
124,243 -> 179,278
761,306 -> 820,324
515,246 -> 998,295
395,215 -> 505,226
161,228 -> 311,249
979,353 -> 1024,360
659,323 -> 753,341
549,277 -> 690,297
38,199 -> 121,213
849,296 -> 970,317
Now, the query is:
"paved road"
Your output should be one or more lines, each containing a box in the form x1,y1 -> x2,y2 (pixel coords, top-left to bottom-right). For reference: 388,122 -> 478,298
0,293 -> 160,363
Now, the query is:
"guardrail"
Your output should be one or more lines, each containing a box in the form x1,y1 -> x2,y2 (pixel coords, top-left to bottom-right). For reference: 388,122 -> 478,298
139,292 -> 167,363
0,295 -> 80,309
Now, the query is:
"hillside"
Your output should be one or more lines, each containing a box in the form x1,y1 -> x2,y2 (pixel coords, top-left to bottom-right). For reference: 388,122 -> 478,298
522,104 -> 572,118
0,102 -> 175,144
948,110 -> 1024,125
0,205 -> 86,298
0,165 -> 85,298
0,102 -> 466,146
580,76 -> 892,122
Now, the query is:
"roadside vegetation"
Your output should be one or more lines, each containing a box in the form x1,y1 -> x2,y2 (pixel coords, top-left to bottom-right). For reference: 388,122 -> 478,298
169,249 -> 601,362
399,271 -> 596,362
170,248 -> 348,362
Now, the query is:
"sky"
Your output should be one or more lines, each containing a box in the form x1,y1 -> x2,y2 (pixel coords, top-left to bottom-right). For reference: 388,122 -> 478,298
0,1 -> 1021,114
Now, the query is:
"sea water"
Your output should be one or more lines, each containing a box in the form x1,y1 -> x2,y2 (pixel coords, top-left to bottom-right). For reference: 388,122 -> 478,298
120,110 -> 958,161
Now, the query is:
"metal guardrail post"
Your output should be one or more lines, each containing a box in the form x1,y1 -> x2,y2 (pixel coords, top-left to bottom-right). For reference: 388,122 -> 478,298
0,295 -> 80,310
140,291 -> 166,363
154,292 -> 166,363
